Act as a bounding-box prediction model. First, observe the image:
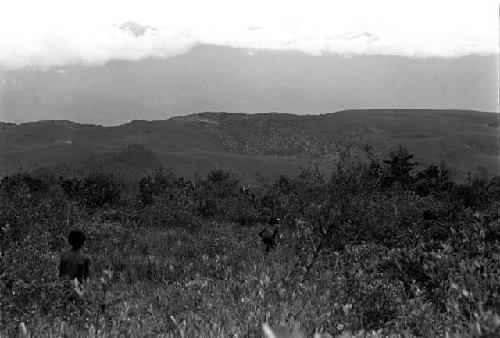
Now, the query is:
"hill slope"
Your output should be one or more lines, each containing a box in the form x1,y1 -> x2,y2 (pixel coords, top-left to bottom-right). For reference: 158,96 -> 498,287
0,109 -> 498,181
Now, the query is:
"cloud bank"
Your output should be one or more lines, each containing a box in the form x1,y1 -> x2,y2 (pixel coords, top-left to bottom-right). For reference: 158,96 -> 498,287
0,0 -> 497,69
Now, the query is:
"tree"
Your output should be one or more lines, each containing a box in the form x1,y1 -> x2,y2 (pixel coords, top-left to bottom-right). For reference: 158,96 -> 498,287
382,145 -> 417,189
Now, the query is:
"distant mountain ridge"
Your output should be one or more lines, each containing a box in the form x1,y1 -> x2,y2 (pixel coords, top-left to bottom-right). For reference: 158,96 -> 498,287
1,109 -> 498,182
0,44 -> 497,126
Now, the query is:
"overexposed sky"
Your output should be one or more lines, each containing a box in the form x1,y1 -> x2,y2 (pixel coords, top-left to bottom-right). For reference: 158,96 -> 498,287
0,0 -> 498,69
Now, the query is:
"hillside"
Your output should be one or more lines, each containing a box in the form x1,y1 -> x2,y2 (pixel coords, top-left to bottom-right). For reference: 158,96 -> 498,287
0,109 -> 498,182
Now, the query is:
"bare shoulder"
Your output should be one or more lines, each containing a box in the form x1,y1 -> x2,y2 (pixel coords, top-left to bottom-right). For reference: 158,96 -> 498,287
60,250 -> 71,260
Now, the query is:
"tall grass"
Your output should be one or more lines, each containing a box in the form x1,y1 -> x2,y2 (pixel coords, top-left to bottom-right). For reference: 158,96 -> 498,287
1,148 -> 499,337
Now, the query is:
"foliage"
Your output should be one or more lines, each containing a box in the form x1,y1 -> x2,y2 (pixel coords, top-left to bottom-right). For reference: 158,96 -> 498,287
381,145 -> 417,189
1,147 -> 499,336
60,172 -> 122,209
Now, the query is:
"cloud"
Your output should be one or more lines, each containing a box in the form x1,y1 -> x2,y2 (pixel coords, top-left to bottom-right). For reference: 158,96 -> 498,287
0,0 -> 497,69
0,24 -> 197,69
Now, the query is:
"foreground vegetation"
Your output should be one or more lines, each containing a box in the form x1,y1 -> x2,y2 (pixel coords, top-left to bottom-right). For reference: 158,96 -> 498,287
1,146 -> 499,337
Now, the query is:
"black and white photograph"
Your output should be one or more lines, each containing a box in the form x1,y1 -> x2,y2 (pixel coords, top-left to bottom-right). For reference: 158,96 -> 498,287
0,0 -> 498,336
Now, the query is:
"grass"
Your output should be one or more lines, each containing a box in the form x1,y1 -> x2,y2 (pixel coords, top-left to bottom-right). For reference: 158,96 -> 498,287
2,220 -> 334,337
1,159 -> 499,337
3,215 -> 499,337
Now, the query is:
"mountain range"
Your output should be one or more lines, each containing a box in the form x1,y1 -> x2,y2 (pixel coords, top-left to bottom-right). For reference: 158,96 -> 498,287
0,44 -> 497,126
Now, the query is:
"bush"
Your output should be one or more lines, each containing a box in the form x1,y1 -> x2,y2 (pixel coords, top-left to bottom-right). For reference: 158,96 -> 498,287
60,172 -> 122,209
80,172 -> 122,209
1,147 -> 499,336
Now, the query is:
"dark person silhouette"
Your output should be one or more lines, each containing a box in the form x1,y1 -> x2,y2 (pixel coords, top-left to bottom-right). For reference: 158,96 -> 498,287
423,210 -> 437,223
259,217 -> 281,252
59,230 -> 91,284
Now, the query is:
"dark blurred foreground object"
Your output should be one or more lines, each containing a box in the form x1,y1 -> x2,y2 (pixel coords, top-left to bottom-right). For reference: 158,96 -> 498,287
259,217 -> 281,252
423,210 -> 437,221
59,230 -> 91,284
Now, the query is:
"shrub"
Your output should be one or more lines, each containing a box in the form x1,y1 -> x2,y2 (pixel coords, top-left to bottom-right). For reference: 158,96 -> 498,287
1,146 -> 499,336
80,172 -> 122,209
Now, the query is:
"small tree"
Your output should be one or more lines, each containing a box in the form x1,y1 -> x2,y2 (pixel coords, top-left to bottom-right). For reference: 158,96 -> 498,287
414,162 -> 453,197
382,145 -> 417,189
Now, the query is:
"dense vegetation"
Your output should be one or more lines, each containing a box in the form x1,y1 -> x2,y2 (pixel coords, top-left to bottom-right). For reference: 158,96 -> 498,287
1,146 -> 499,337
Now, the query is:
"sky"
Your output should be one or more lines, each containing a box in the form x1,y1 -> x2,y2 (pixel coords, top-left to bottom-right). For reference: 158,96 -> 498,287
0,0 -> 498,69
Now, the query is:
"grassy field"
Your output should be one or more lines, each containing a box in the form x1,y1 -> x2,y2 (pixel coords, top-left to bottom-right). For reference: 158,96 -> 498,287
1,151 -> 499,337
2,217 -> 341,337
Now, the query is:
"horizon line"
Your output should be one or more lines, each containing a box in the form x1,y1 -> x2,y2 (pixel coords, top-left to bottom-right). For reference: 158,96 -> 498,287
1,108 -> 498,128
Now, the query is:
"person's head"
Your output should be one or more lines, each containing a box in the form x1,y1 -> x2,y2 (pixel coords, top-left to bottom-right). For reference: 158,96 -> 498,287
68,230 -> 86,250
423,210 -> 436,221
269,217 -> 280,226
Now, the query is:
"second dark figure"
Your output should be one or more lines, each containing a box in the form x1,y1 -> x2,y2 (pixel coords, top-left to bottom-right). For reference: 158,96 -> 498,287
259,217 -> 281,252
